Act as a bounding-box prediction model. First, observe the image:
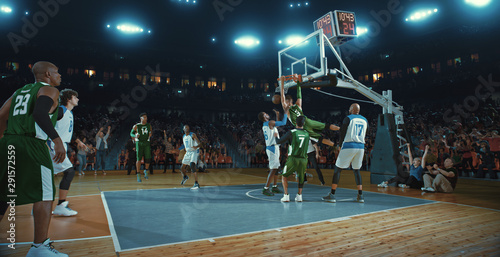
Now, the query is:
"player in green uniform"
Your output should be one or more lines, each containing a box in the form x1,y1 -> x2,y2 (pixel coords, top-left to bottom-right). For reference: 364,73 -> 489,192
276,116 -> 310,202
130,113 -> 152,182
280,80 -> 339,146
0,61 -> 68,256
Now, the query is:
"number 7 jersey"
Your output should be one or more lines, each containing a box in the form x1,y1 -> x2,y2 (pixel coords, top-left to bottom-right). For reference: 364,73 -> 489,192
5,82 -> 58,140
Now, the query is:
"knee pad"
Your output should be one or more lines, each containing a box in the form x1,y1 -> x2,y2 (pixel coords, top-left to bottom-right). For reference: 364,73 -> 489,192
60,168 -> 75,190
332,166 -> 342,184
353,169 -> 362,185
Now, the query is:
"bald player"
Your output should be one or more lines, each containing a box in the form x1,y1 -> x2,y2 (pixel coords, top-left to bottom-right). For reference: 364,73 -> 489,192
322,103 -> 368,203
280,80 -> 339,147
0,61 -> 68,256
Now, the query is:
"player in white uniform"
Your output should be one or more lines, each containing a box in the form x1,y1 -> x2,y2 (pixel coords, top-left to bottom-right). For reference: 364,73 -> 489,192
258,108 -> 288,196
180,125 -> 201,189
49,89 -> 86,216
323,103 -> 368,203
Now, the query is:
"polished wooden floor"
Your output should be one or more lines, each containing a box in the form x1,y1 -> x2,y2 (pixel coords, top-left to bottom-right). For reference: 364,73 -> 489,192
1,168 -> 499,257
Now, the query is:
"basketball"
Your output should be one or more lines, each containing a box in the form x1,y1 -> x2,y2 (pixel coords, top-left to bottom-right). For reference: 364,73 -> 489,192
272,94 -> 280,104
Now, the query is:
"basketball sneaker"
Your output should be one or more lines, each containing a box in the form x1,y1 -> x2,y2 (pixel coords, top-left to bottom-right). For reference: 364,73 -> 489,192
26,238 -> 68,257
398,184 -> 409,189
144,170 -> 148,180
357,194 -> 365,203
181,175 -> 189,185
191,182 -> 200,190
271,186 -> 282,193
137,174 -> 142,182
295,194 -> 303,202
322,193 -> 336,203
280,194 -> 290,202
377,182 -> 388,188
52,201 -> 77,216
262,188 -> 274,196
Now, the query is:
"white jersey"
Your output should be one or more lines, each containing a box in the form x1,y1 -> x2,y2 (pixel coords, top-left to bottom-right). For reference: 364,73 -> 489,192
262,121 -> 279,147
183,132 -> 199,152
342,114 -> 368,149
55,106 -> 73,143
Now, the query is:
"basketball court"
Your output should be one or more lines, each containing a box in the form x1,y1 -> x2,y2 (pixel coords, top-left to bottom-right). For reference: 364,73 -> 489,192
1,169 -> 499,256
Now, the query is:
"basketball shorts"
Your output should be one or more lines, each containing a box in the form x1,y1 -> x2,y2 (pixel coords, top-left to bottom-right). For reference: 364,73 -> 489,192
136,141 -> 151,160
0,135 -> 55,205
48,141 -> 72,174
282,156 -> 308,183
335,148 -> 365,169
266,147 -> 281,169
182,149 -> 199,166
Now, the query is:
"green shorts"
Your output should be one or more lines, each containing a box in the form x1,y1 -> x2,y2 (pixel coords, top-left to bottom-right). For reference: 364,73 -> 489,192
136,141 -> 151,160
282,156 -> 308,183
304,118 -> 326,140
0,135 -> 55,205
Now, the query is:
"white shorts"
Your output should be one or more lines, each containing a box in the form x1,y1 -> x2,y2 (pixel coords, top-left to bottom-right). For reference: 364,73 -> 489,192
49,142 -> 73,174
182,150 -> 199,165
335,148 -> 365,170
266,147 -> 280,170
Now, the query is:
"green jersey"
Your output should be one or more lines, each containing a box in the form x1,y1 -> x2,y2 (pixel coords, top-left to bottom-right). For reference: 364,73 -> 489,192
131,123 -> 151,142
277,128 -> 309,159
5,82 -> 58,140
288,105 -> 304,126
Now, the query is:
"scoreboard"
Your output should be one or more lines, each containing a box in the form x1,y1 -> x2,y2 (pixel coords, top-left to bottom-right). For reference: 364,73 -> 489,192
313,10 -> 357,46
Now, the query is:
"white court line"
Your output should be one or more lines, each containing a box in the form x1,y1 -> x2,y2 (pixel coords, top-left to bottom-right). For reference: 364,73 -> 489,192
0,236 -> 112,246
208,239 -> 215,243
101,192 -> 122,253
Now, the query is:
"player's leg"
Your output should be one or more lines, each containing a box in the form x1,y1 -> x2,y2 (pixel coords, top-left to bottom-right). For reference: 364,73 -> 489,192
143,144 -> 151,179
295,158 -> 307,202
281,157 -> 297,202
190,150 -> 200,188
352,149 -> 365,202
271,148 -> 281,192
53,168 -> 77,216
33,201 -> 53,243
181,152 -> 191,185
307,150 -> 325,185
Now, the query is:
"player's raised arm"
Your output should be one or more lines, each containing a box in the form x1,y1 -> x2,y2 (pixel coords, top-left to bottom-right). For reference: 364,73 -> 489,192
280,78 -> 290,116
0,94 -> 14,139
272,109 -> 288,128
296,84 -> 302,108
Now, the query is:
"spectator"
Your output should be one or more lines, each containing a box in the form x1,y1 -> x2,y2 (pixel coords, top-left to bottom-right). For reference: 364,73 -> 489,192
95,126 -> 111,175
475,141 -> 498,179
422,161 -> 458,193
77,138 -> 89,175
117,149 -> 126,170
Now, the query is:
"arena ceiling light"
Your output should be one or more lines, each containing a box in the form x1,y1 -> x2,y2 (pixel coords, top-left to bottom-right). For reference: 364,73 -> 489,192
234,36 -> 260,48
465,0 -> 491,7
405,9 -> 438,22
111,23 -> 151,35
356,27 -> 368,36
1,6 -> 13,13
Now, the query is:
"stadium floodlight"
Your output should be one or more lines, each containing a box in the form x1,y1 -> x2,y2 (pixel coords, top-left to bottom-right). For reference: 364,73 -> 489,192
1,6 -> 13,13
25,11 -> 29,15
465,0 -> 491,7
356,27 -> 368,36
285,35 -> 305,45
290,4 -> 293,8
405,9 -> 438,22
116,24 -> 145,34
234,36 -> 260,48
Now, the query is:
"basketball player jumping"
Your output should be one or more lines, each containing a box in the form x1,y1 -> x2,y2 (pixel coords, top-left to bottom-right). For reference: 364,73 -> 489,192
280,80 -> 339,147
130,113 -> 152,183
257,108 -> 288,196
